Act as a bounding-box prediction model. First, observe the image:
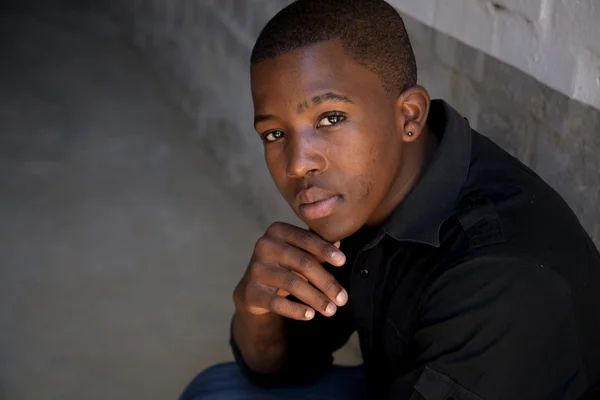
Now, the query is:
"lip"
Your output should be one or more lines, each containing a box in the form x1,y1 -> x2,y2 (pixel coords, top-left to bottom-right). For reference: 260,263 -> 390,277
298,196 -> 341,220
296,187 -> 342,220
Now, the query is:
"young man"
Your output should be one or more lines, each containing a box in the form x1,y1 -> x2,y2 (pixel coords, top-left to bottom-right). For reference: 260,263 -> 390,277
181,1 -> 600,399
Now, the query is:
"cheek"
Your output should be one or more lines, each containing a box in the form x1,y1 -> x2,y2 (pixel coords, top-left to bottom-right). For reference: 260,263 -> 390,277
347,133 -> 398,203
265,148 -> 290,195
355,175 -> 376,201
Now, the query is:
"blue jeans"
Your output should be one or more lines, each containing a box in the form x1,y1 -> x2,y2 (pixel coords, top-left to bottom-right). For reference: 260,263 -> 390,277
179,362 -> 369,400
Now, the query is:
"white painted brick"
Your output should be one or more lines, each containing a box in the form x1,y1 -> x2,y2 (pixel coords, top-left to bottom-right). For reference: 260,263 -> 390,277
388,0 -> 438,26
492,0 -> 546,22
462,0 -> 497,51
554,0 -> 600,55
492,10 -> 539,75
392,0 -> 600,110
573,49 -> 600,110
433,0 -> 465,40
435,0 -> 494,54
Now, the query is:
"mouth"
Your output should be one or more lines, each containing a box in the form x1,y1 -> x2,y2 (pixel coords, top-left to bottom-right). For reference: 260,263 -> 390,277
298,196 -> 342,220
296,187 -> 342,220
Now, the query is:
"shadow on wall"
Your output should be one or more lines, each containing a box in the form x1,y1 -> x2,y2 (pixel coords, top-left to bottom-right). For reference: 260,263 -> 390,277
103,1 -> 600,247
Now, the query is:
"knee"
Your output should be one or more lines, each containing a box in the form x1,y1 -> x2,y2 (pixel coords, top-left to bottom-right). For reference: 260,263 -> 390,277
179,362 -> 250,400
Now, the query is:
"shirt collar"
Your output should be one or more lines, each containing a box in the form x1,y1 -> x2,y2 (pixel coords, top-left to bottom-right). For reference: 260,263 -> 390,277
376,100 -> 472,247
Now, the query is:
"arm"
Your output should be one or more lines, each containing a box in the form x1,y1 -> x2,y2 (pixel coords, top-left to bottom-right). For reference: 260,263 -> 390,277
230,222 -> 353,386
232,310 -> 287,375
388,256 -> 588,399
231,292 -> 355,386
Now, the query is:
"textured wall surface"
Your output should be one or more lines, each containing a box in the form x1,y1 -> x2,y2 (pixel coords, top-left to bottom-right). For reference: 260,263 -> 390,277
0,4 -> 361,399
103,0 -> 600,246
104,0 -> 301,229
391,0 -> 600,110
0,3 -> 267,399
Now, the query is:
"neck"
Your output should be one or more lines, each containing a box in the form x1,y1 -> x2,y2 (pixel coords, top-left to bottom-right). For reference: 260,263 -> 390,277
367,125 -> 438,226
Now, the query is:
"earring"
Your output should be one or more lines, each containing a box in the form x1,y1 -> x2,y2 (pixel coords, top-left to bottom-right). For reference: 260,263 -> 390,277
407,131 -> 413,137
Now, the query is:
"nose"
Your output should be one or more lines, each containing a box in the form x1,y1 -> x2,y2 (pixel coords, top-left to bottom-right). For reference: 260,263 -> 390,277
285,131 -> 327,178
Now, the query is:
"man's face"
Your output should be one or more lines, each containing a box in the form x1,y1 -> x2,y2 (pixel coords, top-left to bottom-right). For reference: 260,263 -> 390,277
251,40 -> 405,242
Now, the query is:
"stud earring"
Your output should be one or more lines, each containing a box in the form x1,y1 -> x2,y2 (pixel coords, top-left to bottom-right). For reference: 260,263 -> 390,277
407,131 -> 413,137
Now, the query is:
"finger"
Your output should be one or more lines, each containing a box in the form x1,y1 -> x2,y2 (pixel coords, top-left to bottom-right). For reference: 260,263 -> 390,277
276,270 -> 307,298
267,222 -> 345,266
279,244 -> 348,307
333,241 -> 341,249
249,282 -> 316,320
259,268 -> 338,317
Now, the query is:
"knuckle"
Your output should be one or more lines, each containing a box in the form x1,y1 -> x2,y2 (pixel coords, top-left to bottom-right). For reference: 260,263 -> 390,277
281,273 -> 301,291
270,297 -> 301,318
288,304 -> 302,318
233,284 -> 246,307
324,278 -> 337,293
254,236 -> 272,254
247,261 -> 264,279
297,254 -> 314,272
320,242 -> 334,259
267,221 -> 284,237
240,282 -> 260,309
295,229 -> 313,246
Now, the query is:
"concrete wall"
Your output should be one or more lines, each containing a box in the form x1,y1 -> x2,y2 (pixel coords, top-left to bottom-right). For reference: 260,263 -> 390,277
103,0 -> 600,246
392,0 -> 600,111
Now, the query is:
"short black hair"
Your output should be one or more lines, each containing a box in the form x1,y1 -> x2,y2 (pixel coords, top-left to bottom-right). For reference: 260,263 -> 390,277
251,0 -> 418,97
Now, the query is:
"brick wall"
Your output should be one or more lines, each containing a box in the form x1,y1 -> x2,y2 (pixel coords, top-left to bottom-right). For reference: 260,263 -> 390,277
391,0 -> 600,110
103,0 -> 600,246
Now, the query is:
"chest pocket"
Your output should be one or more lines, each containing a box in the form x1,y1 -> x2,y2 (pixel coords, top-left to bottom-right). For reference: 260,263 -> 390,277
380,199 -> 505,370
380,246 -> 446,372
457,197 -> 505,250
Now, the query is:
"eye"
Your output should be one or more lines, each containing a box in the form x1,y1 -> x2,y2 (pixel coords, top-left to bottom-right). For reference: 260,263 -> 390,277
317,113 -> 346,127
262,130 -> 285,142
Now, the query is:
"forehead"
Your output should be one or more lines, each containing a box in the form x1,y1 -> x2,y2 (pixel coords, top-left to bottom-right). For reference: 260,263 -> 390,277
250,41 -> 386,109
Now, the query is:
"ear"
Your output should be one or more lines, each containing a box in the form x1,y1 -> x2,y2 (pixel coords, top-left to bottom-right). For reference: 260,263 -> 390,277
394,86 -> 430,143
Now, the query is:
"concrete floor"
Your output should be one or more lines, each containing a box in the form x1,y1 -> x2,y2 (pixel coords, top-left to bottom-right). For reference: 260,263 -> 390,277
0,4 -> 359,400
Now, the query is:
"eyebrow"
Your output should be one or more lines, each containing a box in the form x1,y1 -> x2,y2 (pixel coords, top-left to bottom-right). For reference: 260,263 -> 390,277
298,92 -> 354,113
254,92 -> 355,128
254,114 -> 276,128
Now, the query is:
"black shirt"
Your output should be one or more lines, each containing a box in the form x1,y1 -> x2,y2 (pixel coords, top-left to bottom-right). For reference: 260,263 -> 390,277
231,100 -> 600,399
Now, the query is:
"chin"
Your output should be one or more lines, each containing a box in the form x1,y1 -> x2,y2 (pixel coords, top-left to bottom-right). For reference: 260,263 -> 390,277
305,215 -> 363,243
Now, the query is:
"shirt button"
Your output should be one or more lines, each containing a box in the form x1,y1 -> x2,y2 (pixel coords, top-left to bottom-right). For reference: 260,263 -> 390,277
360,269 -> 369,277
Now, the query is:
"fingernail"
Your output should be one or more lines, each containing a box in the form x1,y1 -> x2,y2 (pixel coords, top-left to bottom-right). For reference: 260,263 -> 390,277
326,303 -> 336,315
332,251 -> 345,265
336,290 -> 348,305
305,309 -> 315,319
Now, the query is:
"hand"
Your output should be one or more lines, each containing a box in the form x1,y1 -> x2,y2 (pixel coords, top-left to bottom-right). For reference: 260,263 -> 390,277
233,222 -> 348,321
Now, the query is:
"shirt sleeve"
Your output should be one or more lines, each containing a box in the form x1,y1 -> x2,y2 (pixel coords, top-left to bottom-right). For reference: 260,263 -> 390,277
387,256 -> 589,400
230,263 -> 355,387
